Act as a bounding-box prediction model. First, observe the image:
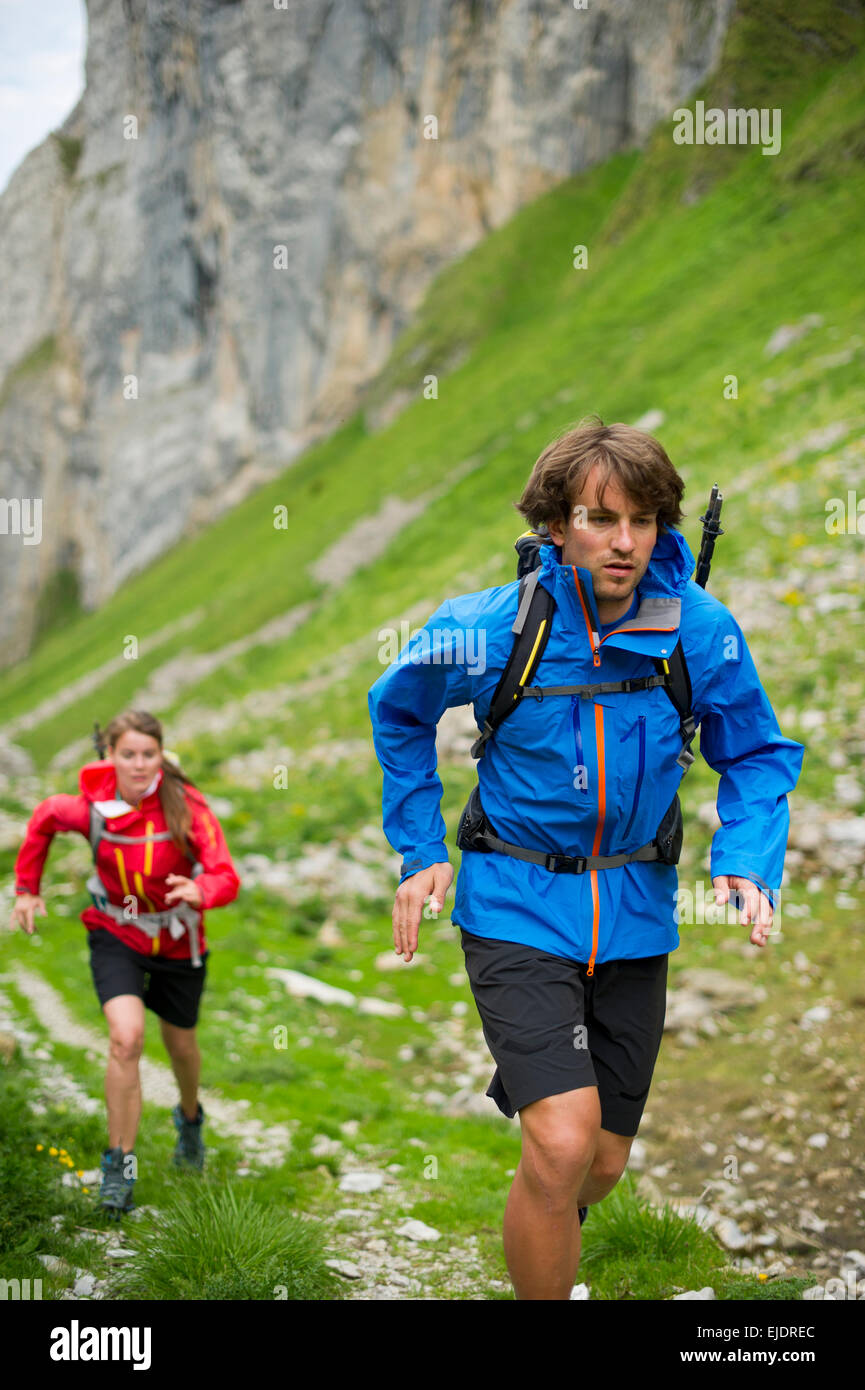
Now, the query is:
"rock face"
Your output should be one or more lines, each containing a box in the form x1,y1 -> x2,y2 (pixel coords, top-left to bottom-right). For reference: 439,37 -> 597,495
0,0 -> 734,665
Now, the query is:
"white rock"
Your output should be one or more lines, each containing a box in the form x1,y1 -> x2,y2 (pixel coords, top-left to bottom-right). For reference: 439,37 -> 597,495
806,1133 -> 829,1149
310,1134 -> 343,1158
266,968 -> 356,1008
358,997 -> 405,1017
338,1171 -> 385,1193
799,1005 -> 831,1028
395,1219 -> 441,1242
73,1274 -> 98,1296
672,1287 -> 717,1300
714,1217 -> 750,1251
105,1247 -> 136,1259
569,1282 -> 591,1300
324,1259 -> 362,1279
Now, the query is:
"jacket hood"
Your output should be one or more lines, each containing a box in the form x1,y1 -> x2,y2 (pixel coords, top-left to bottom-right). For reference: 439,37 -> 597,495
79,760 -> 164,808
538,525 -> 695,605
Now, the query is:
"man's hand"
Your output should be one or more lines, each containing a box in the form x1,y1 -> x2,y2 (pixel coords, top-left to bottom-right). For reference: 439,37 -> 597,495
164,874 -> 204,910
392,862 -> 454,962
10,893 -> 47,936
712,875 -> 774,946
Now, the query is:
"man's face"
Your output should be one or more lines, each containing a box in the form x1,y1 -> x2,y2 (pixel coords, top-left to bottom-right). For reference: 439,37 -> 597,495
546,463 -> 658,622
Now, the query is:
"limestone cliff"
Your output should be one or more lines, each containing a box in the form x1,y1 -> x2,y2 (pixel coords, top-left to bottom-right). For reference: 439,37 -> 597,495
0,0 -> 734,666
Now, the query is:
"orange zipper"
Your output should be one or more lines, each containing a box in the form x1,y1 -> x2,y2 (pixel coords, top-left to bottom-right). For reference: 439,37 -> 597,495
587,703 -> 607,977
570,567 -> 674,974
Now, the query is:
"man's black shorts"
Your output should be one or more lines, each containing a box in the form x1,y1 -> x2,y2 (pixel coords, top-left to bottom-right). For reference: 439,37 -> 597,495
459,928 -> 668,1137
88,927 -> 209,1029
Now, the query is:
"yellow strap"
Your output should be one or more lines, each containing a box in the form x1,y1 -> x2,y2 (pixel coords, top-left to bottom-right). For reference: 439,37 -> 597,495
517,618 -> 547,689
134,871 -> 155,914
114,848 -> 130,897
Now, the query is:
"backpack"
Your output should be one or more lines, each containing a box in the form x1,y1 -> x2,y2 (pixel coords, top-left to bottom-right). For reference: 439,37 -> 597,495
455,490 -> 724,875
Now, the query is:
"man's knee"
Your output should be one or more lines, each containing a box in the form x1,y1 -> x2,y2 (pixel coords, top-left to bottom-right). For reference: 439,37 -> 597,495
589,1130 -> 634,1186
518,1089 -> 601,1202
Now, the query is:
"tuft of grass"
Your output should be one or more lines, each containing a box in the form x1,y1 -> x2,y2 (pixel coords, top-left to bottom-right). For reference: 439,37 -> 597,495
52,133 -> 83,178
579,1170 -> 729,1300
109,1179 -> 344,1301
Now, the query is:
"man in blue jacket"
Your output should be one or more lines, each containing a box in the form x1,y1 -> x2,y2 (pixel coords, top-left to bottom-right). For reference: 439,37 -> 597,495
368,418 -> 804,1300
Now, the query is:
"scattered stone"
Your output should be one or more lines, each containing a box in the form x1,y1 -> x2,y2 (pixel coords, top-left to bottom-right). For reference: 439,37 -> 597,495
672,1287 -> 717,1300
395,1219 -> 440,1242
763,314 -> 823,359
73,1274 -> 98,1296
338,1172 -> 385,1194
311,1134 -> 343,1158
570,1282 -> 591,1300
266,968 -> 356,1009
358,997 -> 405,1018
324,1258 -> 363,1279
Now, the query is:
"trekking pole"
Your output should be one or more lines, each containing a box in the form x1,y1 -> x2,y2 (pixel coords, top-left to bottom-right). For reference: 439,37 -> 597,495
694,484 -> 724,590
92,722 -> 107,759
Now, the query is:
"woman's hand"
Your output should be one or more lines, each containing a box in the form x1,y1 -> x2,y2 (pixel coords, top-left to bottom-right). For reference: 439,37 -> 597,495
164,874 -> 203,910
10,893 -> 47,936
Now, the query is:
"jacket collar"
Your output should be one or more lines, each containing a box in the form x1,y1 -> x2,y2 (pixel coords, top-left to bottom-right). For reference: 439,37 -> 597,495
79,760 -> 164,815
535,527 -> 695,660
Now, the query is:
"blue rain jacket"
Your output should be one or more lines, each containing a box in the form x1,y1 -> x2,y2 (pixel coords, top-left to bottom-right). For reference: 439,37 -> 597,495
368,528 -> 805,969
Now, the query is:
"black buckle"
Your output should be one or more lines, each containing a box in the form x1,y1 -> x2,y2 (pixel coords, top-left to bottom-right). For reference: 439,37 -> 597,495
544,852 -> 586,874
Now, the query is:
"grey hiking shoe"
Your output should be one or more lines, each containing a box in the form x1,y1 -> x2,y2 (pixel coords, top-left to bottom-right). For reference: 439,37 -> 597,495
99,1146 -> 135,1216
172,1102 -> 205,1169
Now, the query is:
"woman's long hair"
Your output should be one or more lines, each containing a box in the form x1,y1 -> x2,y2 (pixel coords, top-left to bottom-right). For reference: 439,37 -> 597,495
95,710 -> 204,858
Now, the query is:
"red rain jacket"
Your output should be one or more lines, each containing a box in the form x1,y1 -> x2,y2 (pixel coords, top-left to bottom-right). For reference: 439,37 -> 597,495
14,760 -> 240,961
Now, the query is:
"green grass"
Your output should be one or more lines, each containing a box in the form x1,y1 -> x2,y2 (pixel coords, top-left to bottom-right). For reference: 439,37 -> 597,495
109,1181 -> 342,1301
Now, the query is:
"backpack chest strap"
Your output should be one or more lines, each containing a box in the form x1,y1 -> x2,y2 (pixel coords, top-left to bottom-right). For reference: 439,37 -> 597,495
520,674 -> 668,700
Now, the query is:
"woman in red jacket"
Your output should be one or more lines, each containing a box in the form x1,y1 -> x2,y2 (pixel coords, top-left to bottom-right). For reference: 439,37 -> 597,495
10,708 -> 241,1215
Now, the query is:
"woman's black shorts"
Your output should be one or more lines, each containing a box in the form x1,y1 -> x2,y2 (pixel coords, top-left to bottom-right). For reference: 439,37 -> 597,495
88,927 -> 209,1029
459,928 -> 668,1137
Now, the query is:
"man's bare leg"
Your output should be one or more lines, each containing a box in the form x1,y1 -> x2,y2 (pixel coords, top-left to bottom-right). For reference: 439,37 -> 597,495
503,1087 -> 600,1300
103,994 -> 145,1151
503,1087 -> 634,1300
577,1127 -> 635,1205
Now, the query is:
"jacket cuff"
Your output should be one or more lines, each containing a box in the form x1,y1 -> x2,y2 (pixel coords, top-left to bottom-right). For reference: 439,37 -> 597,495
399,846 -> 449,884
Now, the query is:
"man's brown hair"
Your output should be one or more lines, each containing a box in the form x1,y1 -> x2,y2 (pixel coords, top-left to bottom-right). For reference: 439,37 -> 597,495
515,414 -> 685,535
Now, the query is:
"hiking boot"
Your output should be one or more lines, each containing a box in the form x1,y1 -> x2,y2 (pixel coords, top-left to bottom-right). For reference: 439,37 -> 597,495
172,1101 -> 205,1170
578,1206 -> 588,1226
99,1146 -> 135,1216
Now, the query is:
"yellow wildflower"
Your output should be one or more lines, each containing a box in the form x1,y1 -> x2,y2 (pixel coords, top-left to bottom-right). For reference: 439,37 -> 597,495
49,1147 -> 58,1156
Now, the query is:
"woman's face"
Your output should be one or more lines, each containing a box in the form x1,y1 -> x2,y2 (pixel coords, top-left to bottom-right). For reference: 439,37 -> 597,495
108,730 -> 162,803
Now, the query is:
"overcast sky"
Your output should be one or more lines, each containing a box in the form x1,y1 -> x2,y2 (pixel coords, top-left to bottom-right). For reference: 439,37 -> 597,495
0,0 -> 87,195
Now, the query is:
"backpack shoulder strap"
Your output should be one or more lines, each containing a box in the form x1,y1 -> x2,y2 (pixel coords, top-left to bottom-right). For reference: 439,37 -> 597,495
471,569 -> 556,759
653,639 -> 697,770
88,803 -> 105,862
